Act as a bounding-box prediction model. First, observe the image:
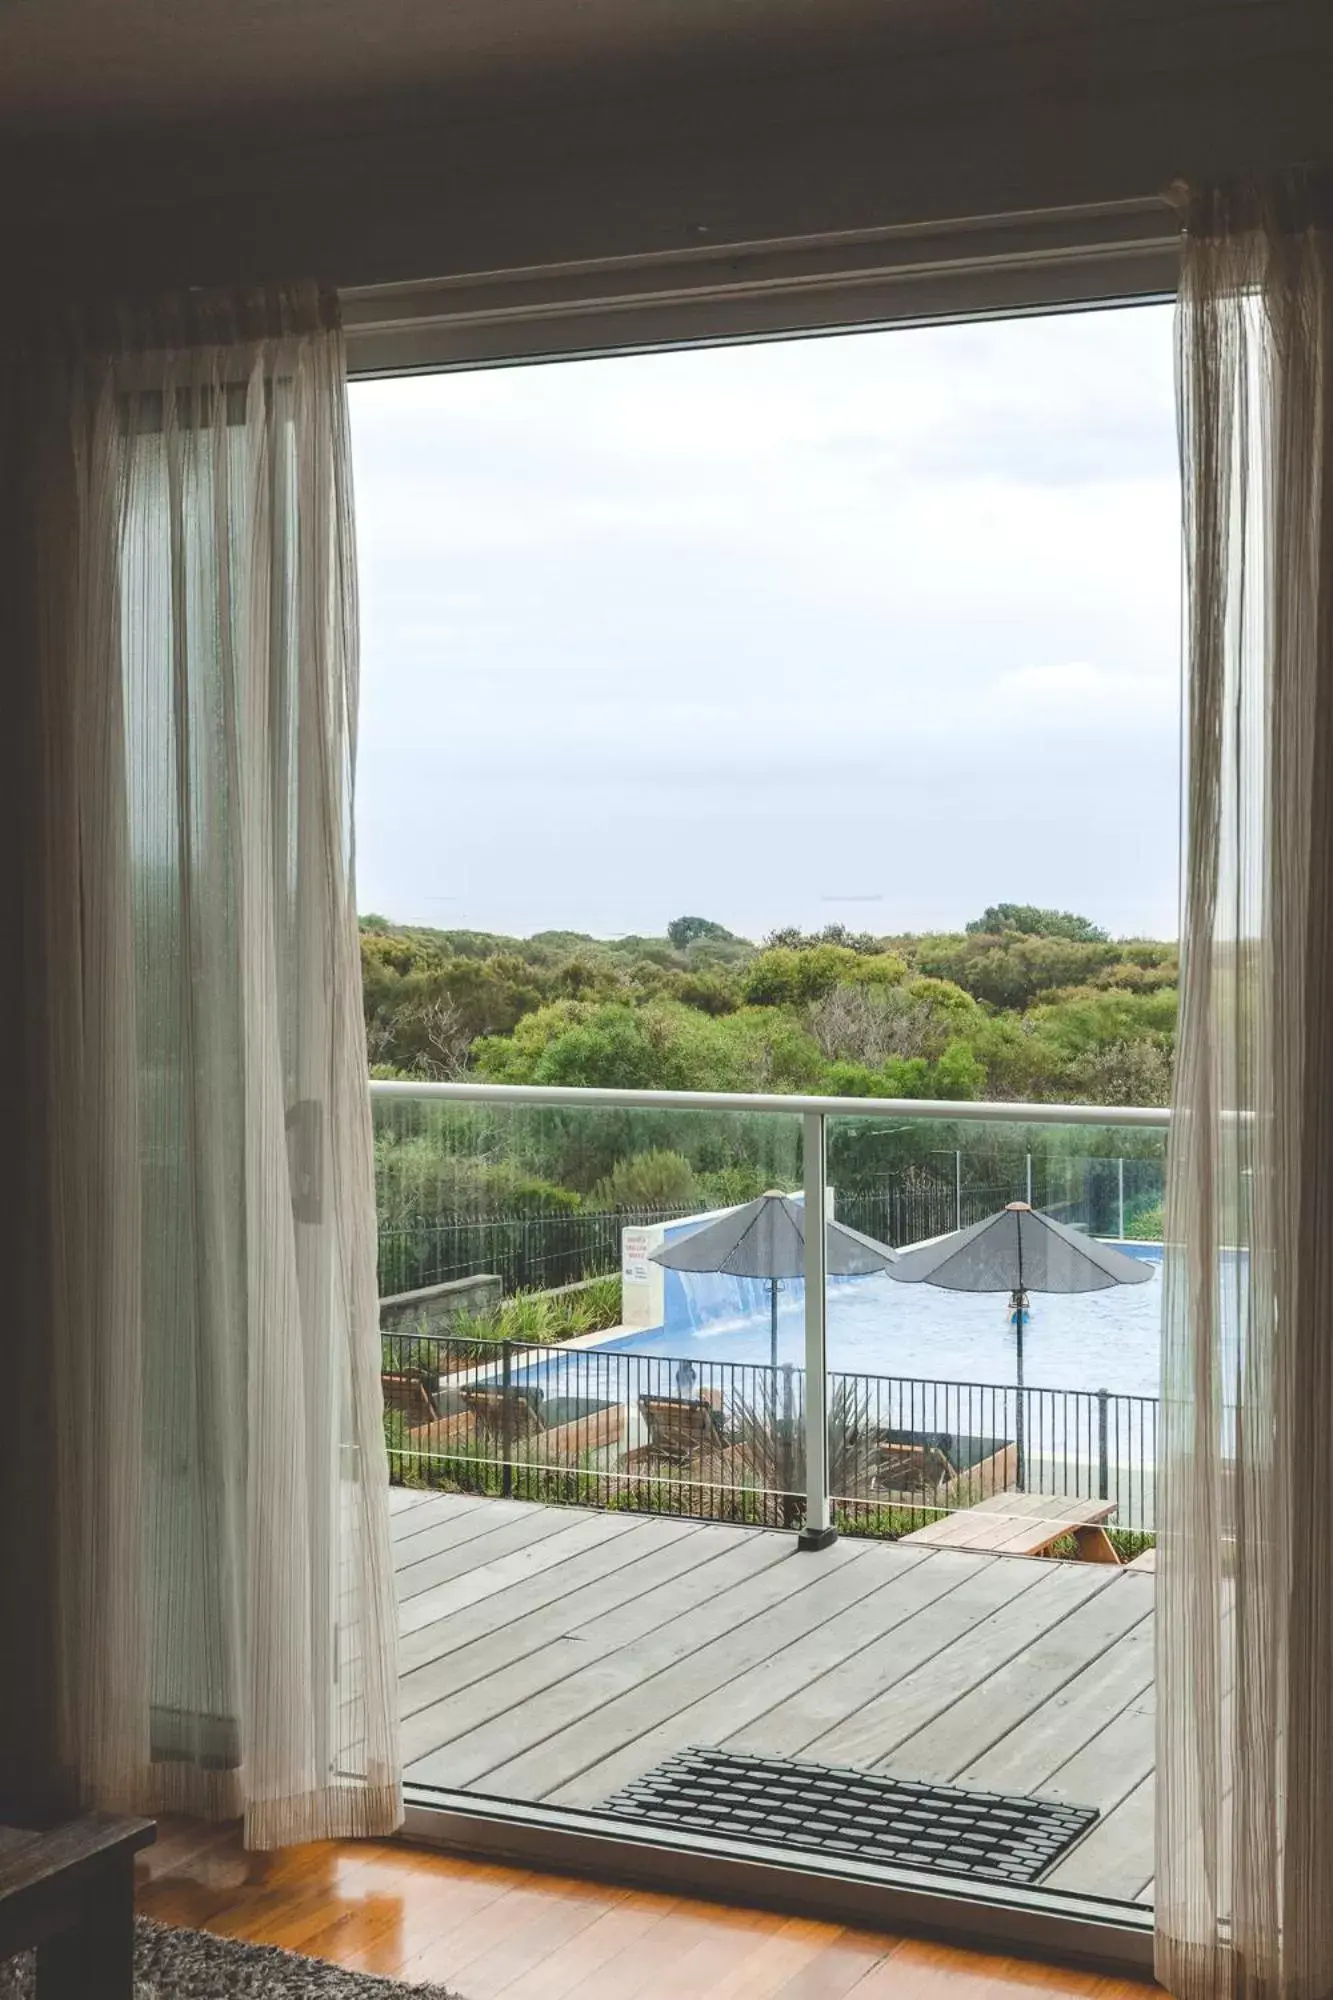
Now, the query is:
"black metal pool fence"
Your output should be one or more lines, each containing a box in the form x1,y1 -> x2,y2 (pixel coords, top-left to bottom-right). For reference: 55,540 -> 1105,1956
376,1204 -> 696,1299
382,1330 -> 1159,1535
375,1154 -> 1165,1299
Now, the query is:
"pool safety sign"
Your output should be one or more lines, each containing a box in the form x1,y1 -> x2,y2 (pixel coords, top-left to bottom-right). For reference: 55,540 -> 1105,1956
623,1230 -> 653,1286
621,1222 -> 668,1328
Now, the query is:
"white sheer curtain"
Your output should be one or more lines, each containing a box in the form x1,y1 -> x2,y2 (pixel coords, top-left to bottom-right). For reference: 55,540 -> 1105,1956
1158,180 -> 1333,1997
37,284 -> 400,1845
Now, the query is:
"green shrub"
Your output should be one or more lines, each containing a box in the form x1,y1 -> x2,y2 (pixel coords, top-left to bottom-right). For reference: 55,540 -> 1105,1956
742,945 -> 865,1008
497,1276 -> 624,1340
834,1503 -> 947,1540
383,1407 -> 431,1488
422,1273 -> 625,1353
697,1163 -> 769,1208
557,1272 -> 623,1332
588,1149 -> 699,1211
1043,1527 -> 1155,1563
1124,1199 -> 1164,1240
442,1306 -> 504,1347
374,1132 -> 579,1234
675,972 -> 740,1016
494,1290 -> 562,1342
380,1325 -> 449,1373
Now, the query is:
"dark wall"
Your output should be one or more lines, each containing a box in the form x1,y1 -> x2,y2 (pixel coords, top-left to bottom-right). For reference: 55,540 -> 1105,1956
0,370 -> 73,1824
3,0 -> 1332,298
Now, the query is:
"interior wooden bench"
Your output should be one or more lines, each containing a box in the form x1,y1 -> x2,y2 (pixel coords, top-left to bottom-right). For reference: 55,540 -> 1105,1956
0,1814 -> 155,1999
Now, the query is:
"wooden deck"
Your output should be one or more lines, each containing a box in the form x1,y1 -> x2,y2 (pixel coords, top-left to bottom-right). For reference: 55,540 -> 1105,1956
391,1490 -> 1155,1908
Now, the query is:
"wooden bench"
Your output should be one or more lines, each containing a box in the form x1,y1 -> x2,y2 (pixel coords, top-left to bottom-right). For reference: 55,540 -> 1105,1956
901,1491 -> 1122,1564
0,1813 -> 155,1999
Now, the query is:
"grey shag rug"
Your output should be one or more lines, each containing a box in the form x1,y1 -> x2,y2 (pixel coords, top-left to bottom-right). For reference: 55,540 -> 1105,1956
2,1918 -> 466,2000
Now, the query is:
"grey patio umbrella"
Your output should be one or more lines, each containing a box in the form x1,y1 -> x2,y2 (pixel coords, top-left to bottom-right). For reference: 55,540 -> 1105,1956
887,1200 -> 1153,1488
651,1190 -> 898,1372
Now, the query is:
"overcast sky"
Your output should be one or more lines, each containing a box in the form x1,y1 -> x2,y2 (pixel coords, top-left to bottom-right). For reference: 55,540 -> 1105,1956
349,303 -> 1180,943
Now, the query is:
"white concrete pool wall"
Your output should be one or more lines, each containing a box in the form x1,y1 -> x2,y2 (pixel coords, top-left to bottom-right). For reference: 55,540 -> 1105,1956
619,1188 -> 836,1330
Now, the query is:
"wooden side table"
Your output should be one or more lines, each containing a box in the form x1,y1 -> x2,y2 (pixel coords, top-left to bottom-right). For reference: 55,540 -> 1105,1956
0,1814 -> 155,1999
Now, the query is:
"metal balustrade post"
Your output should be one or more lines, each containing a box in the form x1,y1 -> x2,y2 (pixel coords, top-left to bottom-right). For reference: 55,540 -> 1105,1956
799,1110 -> 835,1550
1097,1387 -> 1110,1501
501,1339 -> 513,1499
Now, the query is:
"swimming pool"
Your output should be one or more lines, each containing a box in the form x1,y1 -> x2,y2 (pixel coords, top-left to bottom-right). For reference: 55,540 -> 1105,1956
416,1235 -> 1164,1530
604,1241 -> 1163,1399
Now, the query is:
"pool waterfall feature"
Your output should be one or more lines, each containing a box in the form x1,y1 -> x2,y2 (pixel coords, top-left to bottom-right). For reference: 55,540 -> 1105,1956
618,1200 -> 1163,1400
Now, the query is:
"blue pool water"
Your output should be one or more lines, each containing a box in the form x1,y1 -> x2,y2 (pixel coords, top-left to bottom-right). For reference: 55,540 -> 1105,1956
606,1241 -> 1163,1399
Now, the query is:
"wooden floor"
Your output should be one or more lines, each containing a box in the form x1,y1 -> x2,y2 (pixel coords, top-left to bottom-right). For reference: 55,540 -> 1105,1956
136,1817 -> 1158,1998
393,1491 -> 1156,1907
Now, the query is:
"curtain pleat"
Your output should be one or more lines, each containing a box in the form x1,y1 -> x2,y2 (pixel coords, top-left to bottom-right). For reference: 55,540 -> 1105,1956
1158,179 -> 1333,1998
10,283 -> 400,1844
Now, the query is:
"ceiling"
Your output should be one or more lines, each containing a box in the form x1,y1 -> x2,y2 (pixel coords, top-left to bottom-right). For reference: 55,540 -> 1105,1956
0,0 -> 978,135
2,0 -> 1325,299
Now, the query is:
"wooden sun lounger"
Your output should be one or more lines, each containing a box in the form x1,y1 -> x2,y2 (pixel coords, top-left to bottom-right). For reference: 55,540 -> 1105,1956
871,1432 -> 1016,1506
875,1440 -> 955,1492
901,1490 -> 1122,1564
408,1383 -> 624,1465
381,1368 -> 440,1427
618,1395 -> 723,1471
462,1385 -> 544,1439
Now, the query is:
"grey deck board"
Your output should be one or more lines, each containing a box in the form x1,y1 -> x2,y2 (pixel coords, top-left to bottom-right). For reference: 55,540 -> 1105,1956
398,1517 -> 716,1683
1042,1686 -> 1156,1815
395,1496 -> 587,1573
401,1521 -> 748,1721
879,1572 -> 1155,1784
549,1545 -> 961,1809
396,1496 -> 1156,1906
474,1540 -> 889,1803
397,1506 -> 599,1609
722,1553 -> 1027,1761
405,1527 -> 811,1788
1042,1769 -> 1157,1902
400,1529 -> 809,1765
390,1490 -> 501,1543
958,1611 -> 1155,1796
806,1562 -> 1117,1771
398,1511 -> 641,1626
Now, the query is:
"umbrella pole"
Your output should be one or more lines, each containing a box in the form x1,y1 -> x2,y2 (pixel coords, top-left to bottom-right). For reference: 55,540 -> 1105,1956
770,1276 -> 788,1517
1013,1291 -> 1027,1492
770,1277 -> 779,1375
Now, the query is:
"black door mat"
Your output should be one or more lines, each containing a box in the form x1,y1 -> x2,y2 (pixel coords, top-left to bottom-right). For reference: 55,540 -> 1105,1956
601,1747 -> 1097,1887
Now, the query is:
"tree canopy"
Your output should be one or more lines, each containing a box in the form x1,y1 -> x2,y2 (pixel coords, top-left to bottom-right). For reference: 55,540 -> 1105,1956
360,908 -> 1176,1109
666,914 -> 740,949
964,903 -> 1110,943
